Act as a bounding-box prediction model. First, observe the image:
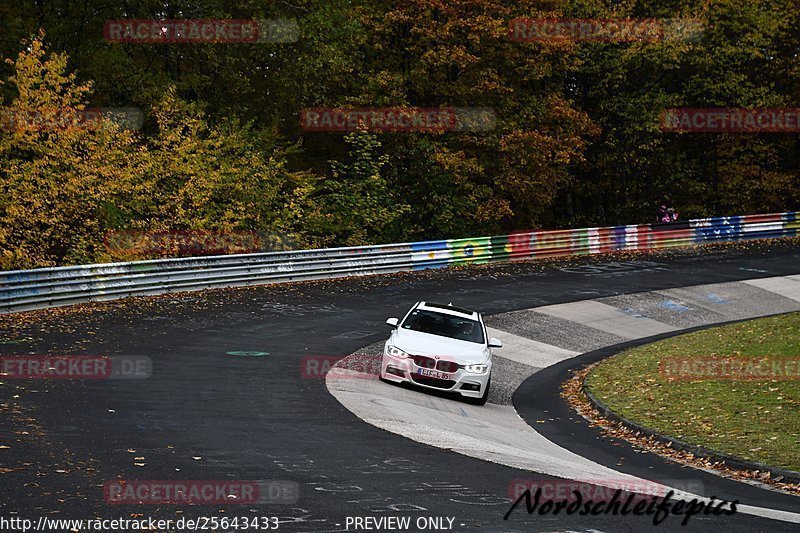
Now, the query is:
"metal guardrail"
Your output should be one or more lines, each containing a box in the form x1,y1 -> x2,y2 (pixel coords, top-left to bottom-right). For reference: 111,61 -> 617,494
1,211 -> 796,314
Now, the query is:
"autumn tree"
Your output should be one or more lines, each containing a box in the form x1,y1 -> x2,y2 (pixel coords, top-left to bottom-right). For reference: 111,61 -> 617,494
0,32 -> 142,268
1,1 -> 799,268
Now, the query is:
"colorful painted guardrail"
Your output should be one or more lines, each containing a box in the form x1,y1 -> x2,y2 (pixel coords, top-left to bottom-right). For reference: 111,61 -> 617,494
412,212 -> 796,267
0,212 -> 796,313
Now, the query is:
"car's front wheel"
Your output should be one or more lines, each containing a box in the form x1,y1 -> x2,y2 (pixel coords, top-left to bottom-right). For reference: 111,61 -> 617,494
465,377 -> 491,406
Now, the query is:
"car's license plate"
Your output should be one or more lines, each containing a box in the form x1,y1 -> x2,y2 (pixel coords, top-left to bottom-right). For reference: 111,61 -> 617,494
417,368 -> 450,379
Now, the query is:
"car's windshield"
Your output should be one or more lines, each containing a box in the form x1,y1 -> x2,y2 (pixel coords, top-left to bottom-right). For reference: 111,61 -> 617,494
401,309 -> 485,344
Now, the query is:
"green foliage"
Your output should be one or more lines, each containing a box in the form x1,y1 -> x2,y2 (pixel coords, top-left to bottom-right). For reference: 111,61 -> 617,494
572,0 -> 800,221
311,132 -> 409,246
0,1 -> 799,268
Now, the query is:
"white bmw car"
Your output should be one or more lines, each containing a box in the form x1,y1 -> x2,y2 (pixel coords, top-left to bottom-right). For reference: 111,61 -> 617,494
379,301 -> 502,405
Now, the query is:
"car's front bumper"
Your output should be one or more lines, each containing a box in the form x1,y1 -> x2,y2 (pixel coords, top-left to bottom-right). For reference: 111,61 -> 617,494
381,352 -> 491,398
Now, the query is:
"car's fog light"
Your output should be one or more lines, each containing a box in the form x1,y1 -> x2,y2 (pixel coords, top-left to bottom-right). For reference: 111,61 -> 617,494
386,366 -> 405,377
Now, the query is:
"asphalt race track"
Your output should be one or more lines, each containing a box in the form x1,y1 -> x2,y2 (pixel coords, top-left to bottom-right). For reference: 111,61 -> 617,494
2,241 -> 800,532
328,274 -> 800,527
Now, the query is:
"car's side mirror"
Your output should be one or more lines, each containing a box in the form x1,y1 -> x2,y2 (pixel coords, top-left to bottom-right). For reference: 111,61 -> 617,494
386,317 -> 399,328
488,338 -> 503,348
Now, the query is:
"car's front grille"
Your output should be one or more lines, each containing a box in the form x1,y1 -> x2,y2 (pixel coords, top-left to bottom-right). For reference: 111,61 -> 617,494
410,374 -> 456,389
410,355 -> 460,373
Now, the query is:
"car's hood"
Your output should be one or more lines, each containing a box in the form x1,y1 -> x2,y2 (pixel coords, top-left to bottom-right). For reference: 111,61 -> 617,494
389,329 -> 489,364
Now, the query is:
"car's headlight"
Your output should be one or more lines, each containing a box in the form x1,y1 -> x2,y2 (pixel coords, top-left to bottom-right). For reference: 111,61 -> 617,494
465,364 -> 488,374
387,345 -> 408,358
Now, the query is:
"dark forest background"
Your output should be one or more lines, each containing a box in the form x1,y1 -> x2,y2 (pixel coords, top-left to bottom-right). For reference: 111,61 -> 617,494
1,0 -> 798,268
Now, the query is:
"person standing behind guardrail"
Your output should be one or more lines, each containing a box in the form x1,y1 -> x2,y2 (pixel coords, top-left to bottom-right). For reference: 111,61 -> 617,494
667,207 -> 678,221
657,204 -> 669,223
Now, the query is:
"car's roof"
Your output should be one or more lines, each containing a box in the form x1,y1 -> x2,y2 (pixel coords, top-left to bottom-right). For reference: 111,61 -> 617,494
417,301 -> 480,319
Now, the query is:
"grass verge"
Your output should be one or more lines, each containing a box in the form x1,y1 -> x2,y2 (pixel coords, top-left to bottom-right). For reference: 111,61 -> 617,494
585,312 -> 800,471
